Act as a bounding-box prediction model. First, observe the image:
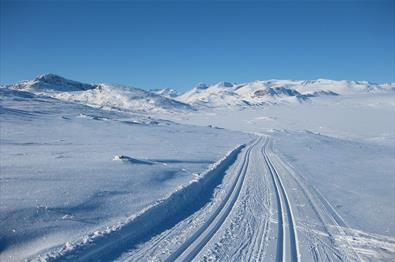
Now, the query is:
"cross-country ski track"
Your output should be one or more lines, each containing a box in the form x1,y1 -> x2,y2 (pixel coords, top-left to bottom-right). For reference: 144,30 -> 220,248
36,136 -> 393,262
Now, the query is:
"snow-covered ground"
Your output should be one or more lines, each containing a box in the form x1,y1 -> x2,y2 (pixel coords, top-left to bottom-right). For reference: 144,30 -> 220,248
0,87 -> 250,260
1,74 -> 394,261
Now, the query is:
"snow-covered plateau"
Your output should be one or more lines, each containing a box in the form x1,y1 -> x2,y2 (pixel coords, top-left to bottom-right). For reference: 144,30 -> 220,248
1,74 -> 394,261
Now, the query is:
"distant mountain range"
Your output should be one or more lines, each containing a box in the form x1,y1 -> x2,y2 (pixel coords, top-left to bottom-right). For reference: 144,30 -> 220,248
4,74 -> 394,112
176,79 -> 394,108
8,74 -> 192,113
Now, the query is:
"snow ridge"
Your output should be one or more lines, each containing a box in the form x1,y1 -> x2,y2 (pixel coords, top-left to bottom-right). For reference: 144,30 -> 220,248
34,143 -> 246,261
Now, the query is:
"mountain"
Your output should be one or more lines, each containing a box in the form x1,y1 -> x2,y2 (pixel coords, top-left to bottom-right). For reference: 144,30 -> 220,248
12,74 -> 97,92
151,88 -> 179,98
177,82 -> 246,107
6,74 -> 394,111
176,79 -> 394,108
8,74 -> 192,113
268,79 -> 394,95
55,83 -> 192,112
177,81 -> 310,107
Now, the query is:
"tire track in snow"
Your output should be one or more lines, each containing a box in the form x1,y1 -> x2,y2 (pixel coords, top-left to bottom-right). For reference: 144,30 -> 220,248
165,138 -> 261,262
262,137 -> 300,262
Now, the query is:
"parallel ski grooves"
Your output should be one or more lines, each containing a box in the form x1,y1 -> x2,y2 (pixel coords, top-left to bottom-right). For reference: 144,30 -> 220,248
38,143 -> 246,262
166,138 -> 261,262
262,138 -> 300,262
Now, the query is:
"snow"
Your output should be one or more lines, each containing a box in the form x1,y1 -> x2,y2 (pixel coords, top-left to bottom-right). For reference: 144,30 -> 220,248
272,130 -> 395,236
176,79 -> 394,108
151,88 -> 179,98
9,74 -> 192,113
36,144 -> 246,261
1,74 -> 394,261
11,74 -> 96,92
168,93 -> 394,145
0,87 -> 249,260
53,83 -> 192,113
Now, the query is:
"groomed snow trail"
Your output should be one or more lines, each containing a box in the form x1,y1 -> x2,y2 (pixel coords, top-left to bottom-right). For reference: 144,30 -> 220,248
37,136 -> 369,261
114,136 -> 364,262
164,138 -> 261,262
262,138 -> 300,262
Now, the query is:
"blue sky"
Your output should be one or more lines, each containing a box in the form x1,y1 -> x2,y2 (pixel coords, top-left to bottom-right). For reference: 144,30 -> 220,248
1,0 -> 394,90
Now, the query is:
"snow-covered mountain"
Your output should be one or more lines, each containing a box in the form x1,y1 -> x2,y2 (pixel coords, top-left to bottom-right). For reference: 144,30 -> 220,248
9,74 -> 192,113
12,73 -> 97,92
7,74 -> 394,111
177,81 -> 311,108
2,74 -> 395,261
263,79 -> 395,95
151,88 -> 179,98
177,82 -> 248,107
53,83 -> 192,113
176,79 -> 394,108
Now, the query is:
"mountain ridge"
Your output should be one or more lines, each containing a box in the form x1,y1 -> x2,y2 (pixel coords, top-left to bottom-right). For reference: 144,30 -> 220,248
5,73 -> 394,110
7,74 -> 192,113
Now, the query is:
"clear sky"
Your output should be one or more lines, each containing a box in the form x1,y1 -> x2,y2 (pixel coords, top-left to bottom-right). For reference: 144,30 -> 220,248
1,0 -> 394,90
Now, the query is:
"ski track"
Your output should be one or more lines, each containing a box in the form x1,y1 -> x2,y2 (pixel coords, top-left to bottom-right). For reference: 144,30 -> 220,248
262,138 -> 300,262
33,143 -> 247,262
164,138 -> 261,262
267,142 -> 346,262
34,135 -> 389,261
269,147 -> 361,261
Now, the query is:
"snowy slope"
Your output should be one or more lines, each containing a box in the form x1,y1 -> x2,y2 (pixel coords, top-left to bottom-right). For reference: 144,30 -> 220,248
53,83 -> 192,113
0,87 -> 249,261
176,79 -> 394,108
34,137 -> 395,262
176,82 -> 249,107
151,88 -> 179,98
1,75 -> 394,261
11,74 -> 96,92
9,74 -> 192,113
10,74 -> 394,110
